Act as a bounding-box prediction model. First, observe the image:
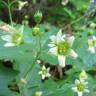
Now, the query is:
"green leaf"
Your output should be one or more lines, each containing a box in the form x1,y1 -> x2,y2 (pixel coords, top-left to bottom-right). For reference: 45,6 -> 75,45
0,62 -> 18,96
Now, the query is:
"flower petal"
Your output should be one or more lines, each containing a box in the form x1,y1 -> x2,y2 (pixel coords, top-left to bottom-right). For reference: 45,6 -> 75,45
42,65 -> 46,70
18,1 -> 28,10
47,68 -> 50,72
38,71 -> 42,75
88,47 -> 95,53
1,35 -> 12,42
56,30 -> 64,43
49,47 -> 58,55
78,92 -> 83,96
46,73 -> 51,77
84,89 -> 90,93
4,43 -> 15,47
57,30 -> 62,38
48,43 -> 56,47
72,87 -> 78,92
69,49 -> 78,59
67,36 -> 75,46
58,55 -> 66,67
42,75 -> 45,80
49,35 -> 56,43
75,79 -> 80,85
92,36 -> 96,40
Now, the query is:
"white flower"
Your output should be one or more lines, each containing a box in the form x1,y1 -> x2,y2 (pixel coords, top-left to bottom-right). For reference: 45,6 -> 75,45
18,1 -> 28,10
39,65 -> 51,80
72,79 -> 89,96
35,91 -> 42,96
61,0 -> 69,6
48,30 -> 78,67
1,25 -> 24,47
88,36 -> 96,53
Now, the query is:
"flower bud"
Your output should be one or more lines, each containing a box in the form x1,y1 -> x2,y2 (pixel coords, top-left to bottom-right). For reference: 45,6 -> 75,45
22,15 -> 29,25
32,26 -> 40,36
88,31 -> 93,36
34,11 -> 42,24
90,22 -> 96,28
45,24 -> 50,32
25,15 -> 29,19
79,70 -> 87,80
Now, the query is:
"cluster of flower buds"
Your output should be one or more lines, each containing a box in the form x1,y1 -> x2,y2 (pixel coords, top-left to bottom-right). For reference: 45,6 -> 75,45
32,11 -> 43,36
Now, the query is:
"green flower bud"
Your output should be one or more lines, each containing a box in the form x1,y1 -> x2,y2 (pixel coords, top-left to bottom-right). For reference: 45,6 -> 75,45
87,31 -> 93,36
79,70 -> 87,80
45,24 -> 50,32
22,20 -> 29,25
22,15 -> 29,25
25,15 -> 29,19
34,11 -> 42,24
32,26 -> 40,36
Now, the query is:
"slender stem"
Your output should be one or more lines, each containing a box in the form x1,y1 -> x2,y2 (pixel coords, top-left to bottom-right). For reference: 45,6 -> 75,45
38,35 -> 42,51
8,0 -> 13,26
22,24 -> 42,78
22,37 -> 42,78
1,0 -> 17,26
23,51 -> 40,78
19,44 -> 42,96
0,0 -> 8,7
10,0 -> 18,6
63,6 -> 96,30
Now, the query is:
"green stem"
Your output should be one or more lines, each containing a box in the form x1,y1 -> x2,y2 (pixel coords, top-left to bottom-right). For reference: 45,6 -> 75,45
22,24 -> 42,78
63,6 -> 96,30
18,37 -> 42,96
38,35 -> 42,51
8,0 -> 13,26
22,37 -> 42,78
0,0 -> 8,7
10,0 -> 18,6
23,50 -> 40,78
1,0 -> 18,26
